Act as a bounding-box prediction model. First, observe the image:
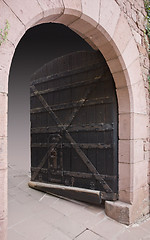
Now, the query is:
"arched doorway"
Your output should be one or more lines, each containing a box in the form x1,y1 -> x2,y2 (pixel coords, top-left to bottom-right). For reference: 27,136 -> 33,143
0,1 -> 149,238
29,50 -> 118,203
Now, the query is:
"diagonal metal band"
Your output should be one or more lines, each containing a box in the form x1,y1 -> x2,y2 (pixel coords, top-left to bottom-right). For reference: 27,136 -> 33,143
30,81 -> 113,193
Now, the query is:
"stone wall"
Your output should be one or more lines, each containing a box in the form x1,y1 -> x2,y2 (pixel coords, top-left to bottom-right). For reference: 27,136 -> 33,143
115,0 -> 150,182
0,0 -> 150,239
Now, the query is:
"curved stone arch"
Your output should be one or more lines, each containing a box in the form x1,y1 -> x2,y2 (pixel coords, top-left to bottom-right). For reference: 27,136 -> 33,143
0,0 -> 149,237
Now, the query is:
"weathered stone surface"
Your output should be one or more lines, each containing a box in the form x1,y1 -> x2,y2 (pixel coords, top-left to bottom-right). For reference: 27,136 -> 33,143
0,219 -> 7,240
84,28 -> 108,48
107,57 -> 124,74
119,189 -> 133,204
131,113 -> 149,139
3,0 -> 43,29
0,137 -> 7,170
69,17 -> 95,36
119,139 -> 144,164
119,112 -> 149,140
132,29 -> 141,44
54,0 -> 82,26
64,0 -> 81,15
0,41 -> 15,93
99,41 -> 118,60
133,161 -> 148,190
99,0 -> 120,39
0,0 -> 149,236
129,82 -> 147,114
0,169 -> 7,220
119,113 -> 131,140
84,37 -> 98,50
55,14 -> 80,26
124,58 -> 142,86
0,72 -> 8,94
105,201 -> 131,225
131,185 -> 149,222
106,186 -> 149,225
37,0 -> 64,24
116,87 -> 130,114
119,162 -> 131,192
0,93 -> 7,138
113,13 -> 132,54
112,71 -> 128,89
0,1 -> 25,46
120,38 -> 139,69
81,0 -> 100,27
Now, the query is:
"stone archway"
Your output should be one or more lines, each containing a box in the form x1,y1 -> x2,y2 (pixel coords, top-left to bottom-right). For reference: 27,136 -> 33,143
0,0 -> 149,239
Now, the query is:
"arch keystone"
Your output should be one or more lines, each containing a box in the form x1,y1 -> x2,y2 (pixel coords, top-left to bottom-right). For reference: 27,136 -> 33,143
37,0 -> 64,24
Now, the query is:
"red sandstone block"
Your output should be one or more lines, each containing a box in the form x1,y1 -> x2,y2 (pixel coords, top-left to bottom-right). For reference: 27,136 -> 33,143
129,82 -> 147,114
54,0 -> 81,26
106,185 -> 149,225
0,137 -> 7,170
119,189 -> 133,204
4,0 -> 43,29
119,113 -> 130,140
116,87 -> 130,114
107,57 -> 124,74
112,71 -> 128,89
119,139 -> 145,164
119,140 -> 130,164
113,13 -> 132,54
64,0 -> 81,14
85,28 -> 108,49
0,1 -> 25,46
81,0 -> 100,27
0,72 -> 8,94
69,17 -> 95,35
105,201 -> 132,225
0,93 -> 7,138
121,38 -> 139,69
132,113 -> 149,139
119,162 -> 131,191
131,8 -> 137,23
37,0 -> 64,24
84,37 -> 98,50
0,219 -> 7,240
99,0 -> 120,38
131,140 -> 145,163
132,29 -> 141,44
55,14 -> 80,26
0,43 -> 14,93
0,169 -> 7,220
99,40 -> 119,60
133,161 -> 148,190
124,58 -> 142,86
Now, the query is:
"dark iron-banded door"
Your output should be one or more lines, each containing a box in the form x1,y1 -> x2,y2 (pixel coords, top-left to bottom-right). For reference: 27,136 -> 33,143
30,51 -> 118,201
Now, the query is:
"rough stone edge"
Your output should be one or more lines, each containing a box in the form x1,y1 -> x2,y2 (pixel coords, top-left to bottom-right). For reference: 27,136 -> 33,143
105,199 -> 149,225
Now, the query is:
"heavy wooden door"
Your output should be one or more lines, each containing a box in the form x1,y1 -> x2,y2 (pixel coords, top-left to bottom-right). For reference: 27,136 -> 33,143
30,51 -> 118,203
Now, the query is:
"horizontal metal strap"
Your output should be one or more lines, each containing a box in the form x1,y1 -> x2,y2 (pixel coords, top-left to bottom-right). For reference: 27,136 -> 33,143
31,123 -> 113,134
31,167 -> 116,181
31,142 -> 111,149
61,171 -> 117,181
30,97 -> 112,113
30,62 -> 103,85
30,75 -> 102,97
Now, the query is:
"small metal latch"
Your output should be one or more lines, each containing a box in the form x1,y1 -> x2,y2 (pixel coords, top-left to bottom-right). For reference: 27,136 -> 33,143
50,149 -> 57,169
